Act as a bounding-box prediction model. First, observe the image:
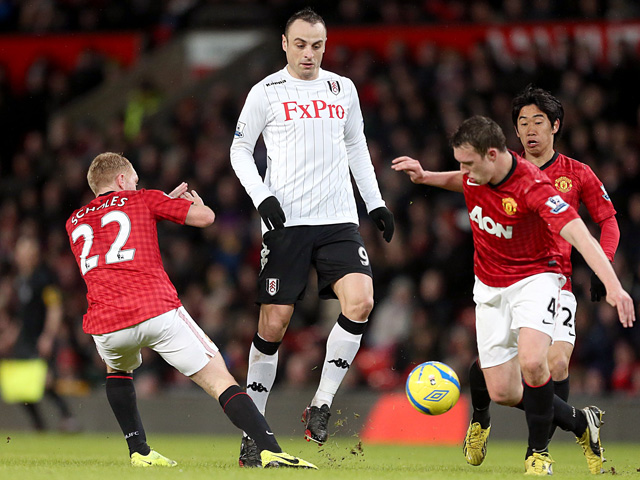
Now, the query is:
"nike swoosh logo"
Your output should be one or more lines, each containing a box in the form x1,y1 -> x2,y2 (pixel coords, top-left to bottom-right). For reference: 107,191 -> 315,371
568,332 -> 575,337
542,319 -> 553,325
466,179 -> 480,186
266,431 -> 274,436
272,454 -> 298,464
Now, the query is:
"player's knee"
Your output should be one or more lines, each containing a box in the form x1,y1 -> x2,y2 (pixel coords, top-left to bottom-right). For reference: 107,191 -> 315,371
490,389 -> 519,406
549,357 -> 569,380
259,305 -> 292,339
343,295 -> 374,321
519,356 -> 547,380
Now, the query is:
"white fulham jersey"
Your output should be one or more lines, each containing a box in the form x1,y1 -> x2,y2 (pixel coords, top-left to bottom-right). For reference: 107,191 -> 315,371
230,66 -> 385,231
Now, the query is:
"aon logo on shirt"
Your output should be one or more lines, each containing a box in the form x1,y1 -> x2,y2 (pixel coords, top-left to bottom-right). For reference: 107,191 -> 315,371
469,205 -> 513,239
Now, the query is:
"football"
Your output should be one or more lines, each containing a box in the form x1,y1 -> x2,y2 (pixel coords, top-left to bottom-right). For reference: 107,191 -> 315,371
405,361 -> 460,415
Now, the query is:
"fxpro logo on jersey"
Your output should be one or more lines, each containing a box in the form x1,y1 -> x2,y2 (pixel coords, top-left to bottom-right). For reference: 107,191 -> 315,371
469,205 -> 513,239
282,100 -> 345,121
545,195 -> 570,214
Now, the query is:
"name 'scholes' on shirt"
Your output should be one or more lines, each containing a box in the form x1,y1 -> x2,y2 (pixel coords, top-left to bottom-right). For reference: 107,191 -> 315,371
66,189 -> 191,334
462,152 -> 580,287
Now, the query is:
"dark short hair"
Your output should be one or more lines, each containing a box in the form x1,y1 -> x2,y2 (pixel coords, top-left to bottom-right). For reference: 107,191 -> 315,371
284,7 -> 326,38
511,84 -> 564,137
450,116 -> 507,156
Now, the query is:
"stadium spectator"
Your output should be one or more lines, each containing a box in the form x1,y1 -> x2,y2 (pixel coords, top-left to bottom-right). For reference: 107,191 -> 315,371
65,152 -> 316,469
229,7 -> 394,465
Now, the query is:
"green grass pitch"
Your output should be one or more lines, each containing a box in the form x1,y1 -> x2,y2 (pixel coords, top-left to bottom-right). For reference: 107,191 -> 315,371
1,432 -> 638,479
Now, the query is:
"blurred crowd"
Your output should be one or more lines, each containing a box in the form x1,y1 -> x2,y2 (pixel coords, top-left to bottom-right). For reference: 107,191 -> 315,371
1,3 -> 640,413
1,0 -> 640,34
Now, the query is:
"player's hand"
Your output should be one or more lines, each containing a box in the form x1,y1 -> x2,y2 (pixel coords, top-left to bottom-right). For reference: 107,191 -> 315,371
258,196 -> 286,230
168,182 -> 188,198
391,156 -> 427,184
590,271 -> 607,302
181,189 -> 205,206
369,206 -> 395,242
606,287 -> 636,328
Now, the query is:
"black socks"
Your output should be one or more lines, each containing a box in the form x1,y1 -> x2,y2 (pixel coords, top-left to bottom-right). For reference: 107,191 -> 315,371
219,385 -> 281,453
469,360 -> 491,429
523,377 -> 554,457
105,373 -> 150,456
548,376 -> 570,440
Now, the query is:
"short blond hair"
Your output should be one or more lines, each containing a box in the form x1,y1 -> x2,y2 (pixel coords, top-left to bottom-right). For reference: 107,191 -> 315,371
87,152 -> 133,195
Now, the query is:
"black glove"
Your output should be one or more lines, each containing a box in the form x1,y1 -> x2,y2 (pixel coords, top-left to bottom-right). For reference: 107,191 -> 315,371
369,206 -> 395,243
590,271 -> 607,302
257,196 -> 286,230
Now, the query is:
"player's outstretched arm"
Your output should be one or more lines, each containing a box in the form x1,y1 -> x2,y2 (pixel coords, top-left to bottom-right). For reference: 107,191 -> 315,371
182,189 -> 215,227
560,218 -> 635,328
391,156 -> 464,192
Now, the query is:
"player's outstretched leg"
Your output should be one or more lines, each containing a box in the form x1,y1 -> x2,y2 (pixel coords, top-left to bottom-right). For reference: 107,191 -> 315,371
524,452 -> 554,475
576,406 -> 605,474
302,404 -> 331,445
261,450 -> 318,469
131,449 -> 177,467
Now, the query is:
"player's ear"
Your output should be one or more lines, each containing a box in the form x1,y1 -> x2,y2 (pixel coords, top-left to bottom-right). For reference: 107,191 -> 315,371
551,119 -> 560,134
115,173 -> 125,190
282,34 -> 287,52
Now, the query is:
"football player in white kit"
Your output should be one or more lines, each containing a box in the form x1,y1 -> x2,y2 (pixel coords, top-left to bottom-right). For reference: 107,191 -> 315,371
230,7 -> 394,467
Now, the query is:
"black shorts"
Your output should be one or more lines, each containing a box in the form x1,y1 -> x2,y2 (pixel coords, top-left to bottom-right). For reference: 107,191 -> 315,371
257,224 -> 373,304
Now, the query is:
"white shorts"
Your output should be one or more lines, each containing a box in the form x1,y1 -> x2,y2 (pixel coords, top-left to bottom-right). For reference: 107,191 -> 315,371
474,273 -> 565,368
92,307 -> 218,376
553,290 -> 577,346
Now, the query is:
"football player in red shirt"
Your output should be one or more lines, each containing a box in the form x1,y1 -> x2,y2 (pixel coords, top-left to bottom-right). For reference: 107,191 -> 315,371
393,85 -> 620,468
393,116 -> 634,474
66,153 -> 316,469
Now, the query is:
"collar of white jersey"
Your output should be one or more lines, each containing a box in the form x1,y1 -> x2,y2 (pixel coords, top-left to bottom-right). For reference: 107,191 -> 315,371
281,66 -> 329,81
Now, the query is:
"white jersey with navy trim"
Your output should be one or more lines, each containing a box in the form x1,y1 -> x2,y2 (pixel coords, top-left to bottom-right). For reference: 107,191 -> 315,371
230,66 -> 385,231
